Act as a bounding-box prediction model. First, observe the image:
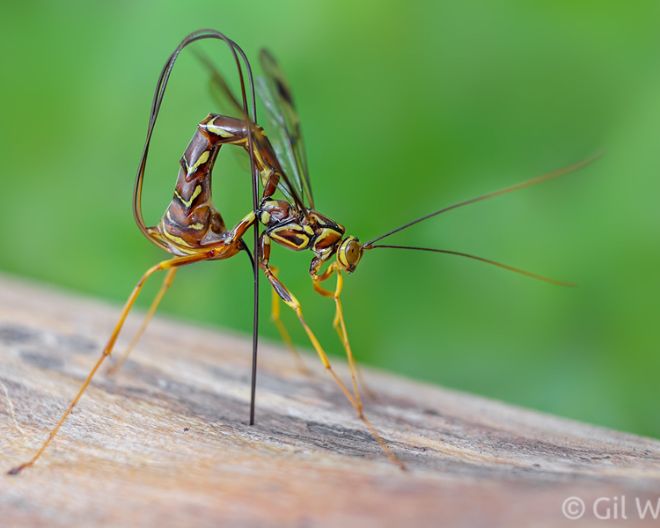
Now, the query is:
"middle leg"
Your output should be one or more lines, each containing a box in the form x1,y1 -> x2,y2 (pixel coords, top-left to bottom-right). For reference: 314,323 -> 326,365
107,267 -> 178,376
7,252 -> 209,475
312,263 -> 374,401
269,265 -> 310,374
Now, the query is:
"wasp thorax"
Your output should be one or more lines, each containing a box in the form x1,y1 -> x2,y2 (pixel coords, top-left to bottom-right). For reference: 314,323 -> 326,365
337,236 -> 363,273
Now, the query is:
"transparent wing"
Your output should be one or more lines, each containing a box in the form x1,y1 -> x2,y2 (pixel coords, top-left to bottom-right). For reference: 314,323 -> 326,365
258,49 -> 314,208
193,48 -> 247,117
194,47 -> 305,207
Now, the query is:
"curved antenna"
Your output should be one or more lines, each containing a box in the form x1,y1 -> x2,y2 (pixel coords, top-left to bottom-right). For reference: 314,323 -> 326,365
366,244 -> 574,286
364,153 -> 602,247
133,29 -> 262,425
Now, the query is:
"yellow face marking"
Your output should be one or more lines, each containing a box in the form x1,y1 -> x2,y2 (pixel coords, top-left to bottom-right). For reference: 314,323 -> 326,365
174,185 -> 203,208
205,121 -> 235,138
189,222 -> 205,230
303,225 -> 314,236
337,248 -> 349,268
260,211 -> 271,224
187,151 -> 210,175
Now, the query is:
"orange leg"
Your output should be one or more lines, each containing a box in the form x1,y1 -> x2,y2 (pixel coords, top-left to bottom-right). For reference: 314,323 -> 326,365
266,269 -> 358,409
259,239 -> 404,469
313,264 -> 375,401
106,267 -> 178,376
7,253 -> 208,475
269,266 -> 310,374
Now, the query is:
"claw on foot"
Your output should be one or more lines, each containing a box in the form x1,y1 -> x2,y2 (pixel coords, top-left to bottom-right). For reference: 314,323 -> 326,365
7,463 -> 28,476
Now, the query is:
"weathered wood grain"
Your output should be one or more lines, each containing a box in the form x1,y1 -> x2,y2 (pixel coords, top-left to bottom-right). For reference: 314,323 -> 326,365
0,274 -> 658,527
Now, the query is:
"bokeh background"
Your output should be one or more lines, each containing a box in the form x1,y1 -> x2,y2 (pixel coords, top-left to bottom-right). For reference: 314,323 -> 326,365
1,1 -> 658,438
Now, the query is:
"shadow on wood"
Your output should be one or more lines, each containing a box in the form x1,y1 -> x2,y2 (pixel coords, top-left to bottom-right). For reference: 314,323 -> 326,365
0,274 -> 659,527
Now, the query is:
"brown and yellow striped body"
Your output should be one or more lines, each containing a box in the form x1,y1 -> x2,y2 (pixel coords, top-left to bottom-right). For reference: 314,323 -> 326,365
257,200 -> 347,277
148,113 -> 351,277
149,114 -> 285,257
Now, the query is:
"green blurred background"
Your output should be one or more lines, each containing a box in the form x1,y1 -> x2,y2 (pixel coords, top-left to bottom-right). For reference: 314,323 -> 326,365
1,1 -> 658,438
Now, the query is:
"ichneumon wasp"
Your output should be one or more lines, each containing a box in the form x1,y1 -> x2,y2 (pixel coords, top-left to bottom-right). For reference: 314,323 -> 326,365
8,28 -> 599,475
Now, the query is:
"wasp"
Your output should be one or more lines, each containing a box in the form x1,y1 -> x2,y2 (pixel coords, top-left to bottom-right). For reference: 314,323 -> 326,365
8,29 -> 599,474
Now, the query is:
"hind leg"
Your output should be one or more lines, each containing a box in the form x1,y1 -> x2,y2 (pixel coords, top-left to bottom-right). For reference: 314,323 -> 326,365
8,253 -> 209,475
106,268 -> 178,376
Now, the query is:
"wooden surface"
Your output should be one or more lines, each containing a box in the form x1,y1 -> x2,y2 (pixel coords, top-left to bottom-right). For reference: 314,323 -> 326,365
1,273 -> 659,527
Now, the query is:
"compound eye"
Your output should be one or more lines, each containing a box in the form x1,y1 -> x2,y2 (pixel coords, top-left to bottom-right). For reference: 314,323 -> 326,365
339,238 -> 362,272
346,241 -> 359,265
337,237 -> 362,272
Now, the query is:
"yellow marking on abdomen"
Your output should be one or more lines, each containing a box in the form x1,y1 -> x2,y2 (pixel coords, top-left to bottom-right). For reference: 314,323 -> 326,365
161,227 -> 192,247
174,185 -> 203,208
187,151 -> 210,176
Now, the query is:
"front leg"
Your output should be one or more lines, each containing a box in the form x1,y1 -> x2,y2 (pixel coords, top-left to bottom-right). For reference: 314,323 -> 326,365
8,252 -> 213,475
311,262 -> 372,405
310,258 -> 345,339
